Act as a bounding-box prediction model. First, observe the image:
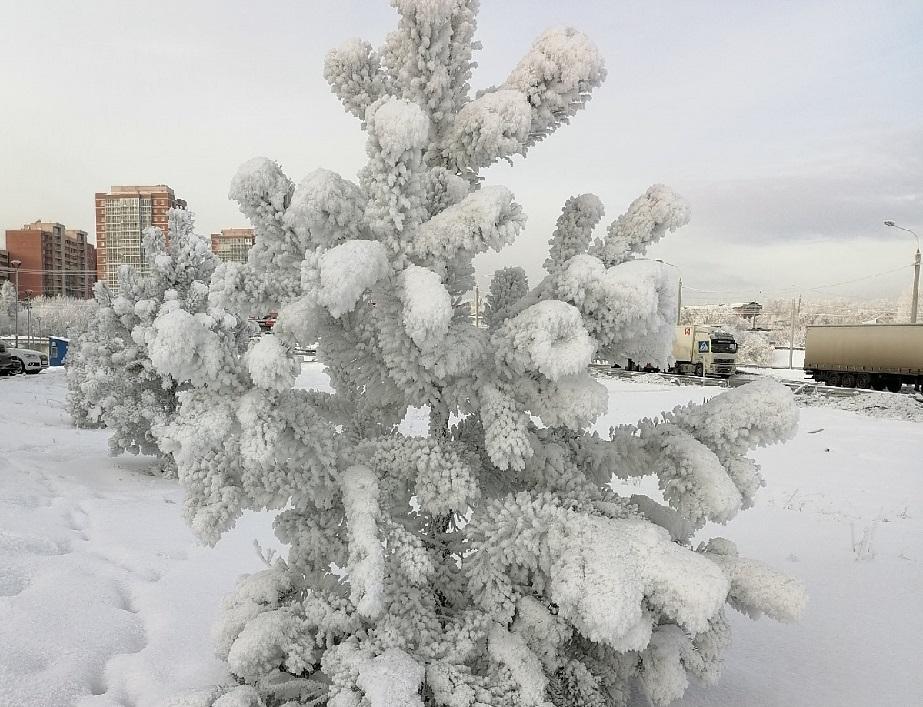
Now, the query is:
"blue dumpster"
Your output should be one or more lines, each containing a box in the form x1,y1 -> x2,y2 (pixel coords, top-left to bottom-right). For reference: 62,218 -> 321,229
49,337 -> 70,366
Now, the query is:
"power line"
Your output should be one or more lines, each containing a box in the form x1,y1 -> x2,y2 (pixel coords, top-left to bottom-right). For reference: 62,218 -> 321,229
682,263 -> 914,299
802,264 -> 913,293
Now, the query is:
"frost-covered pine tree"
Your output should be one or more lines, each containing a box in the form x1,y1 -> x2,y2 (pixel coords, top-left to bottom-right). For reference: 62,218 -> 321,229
67,209 -> 219,474
0,279 -> 17,334
153,3 -> 805,705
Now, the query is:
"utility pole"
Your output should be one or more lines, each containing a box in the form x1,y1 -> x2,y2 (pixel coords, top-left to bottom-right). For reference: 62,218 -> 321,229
676,277 -> 683,325
789,296 -> 801,369
913,249 -> 921,325
474,284 -> 480,328
884,221 -> 920,323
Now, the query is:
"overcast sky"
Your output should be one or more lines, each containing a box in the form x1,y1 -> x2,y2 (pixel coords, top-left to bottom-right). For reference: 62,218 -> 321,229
1,0 -> 921,303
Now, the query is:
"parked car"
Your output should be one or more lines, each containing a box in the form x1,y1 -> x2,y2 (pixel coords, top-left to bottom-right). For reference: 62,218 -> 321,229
5,346 -> 49,374
0,343 -> 19,376
257,312 -> 278,332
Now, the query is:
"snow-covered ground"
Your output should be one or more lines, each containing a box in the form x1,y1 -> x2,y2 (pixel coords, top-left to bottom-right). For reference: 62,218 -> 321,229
795,388 -> 923,423
0,369 -> 278,707
737,365 -> 813,383
1,365 -> 921,706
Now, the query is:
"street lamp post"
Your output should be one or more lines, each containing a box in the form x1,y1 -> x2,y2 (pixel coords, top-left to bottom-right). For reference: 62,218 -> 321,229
884,221 -> 921,324
25,293 -> 34,344
10,259 -> 22,346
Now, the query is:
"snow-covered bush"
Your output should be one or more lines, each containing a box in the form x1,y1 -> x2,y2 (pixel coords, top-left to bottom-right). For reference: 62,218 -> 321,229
736,330 -> 775,366
152,3 -> 804,705
67,209 -> 220,475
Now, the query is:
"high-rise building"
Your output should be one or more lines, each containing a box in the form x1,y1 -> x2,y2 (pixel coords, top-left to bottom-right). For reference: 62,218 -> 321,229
95,185 -> 186,291
0,249 -> 10,285
2,221 -> 97,298
210,228 -> 255,263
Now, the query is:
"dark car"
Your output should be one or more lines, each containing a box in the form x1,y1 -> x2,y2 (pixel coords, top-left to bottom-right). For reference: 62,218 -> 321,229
0,343 -> 20,376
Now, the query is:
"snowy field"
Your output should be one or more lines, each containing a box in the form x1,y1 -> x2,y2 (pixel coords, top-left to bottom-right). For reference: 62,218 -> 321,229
1,365 -> 921,706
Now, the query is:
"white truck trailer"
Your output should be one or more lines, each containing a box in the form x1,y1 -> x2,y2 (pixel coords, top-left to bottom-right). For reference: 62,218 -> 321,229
805,324 -> 923,392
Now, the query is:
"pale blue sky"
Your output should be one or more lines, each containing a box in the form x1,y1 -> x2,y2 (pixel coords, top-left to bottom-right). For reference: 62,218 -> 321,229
1,1 -> 921,302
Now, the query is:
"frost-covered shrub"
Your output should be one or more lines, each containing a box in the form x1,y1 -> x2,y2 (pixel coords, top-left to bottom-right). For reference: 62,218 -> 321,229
151,3 -> 805,705
67,210 -> 220,475
736,330 -> 775,366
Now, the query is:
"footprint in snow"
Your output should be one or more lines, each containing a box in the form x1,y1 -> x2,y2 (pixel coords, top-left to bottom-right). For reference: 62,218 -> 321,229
0,530 -> 69,556
0,569 -> 30,597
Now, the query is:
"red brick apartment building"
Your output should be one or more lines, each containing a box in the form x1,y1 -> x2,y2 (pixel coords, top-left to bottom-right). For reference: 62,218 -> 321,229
210,228 -> 255,263
95,185 -> 186,292
2,221 -> 96,298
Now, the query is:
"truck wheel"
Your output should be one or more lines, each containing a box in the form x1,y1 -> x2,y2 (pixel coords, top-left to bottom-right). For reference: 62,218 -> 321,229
694,363 -> 704,377
826,371 -> 841,387
841,373 -> 857,388
871,376 -> 886,391
885,377 -> 903,394
856,373 -> 871,390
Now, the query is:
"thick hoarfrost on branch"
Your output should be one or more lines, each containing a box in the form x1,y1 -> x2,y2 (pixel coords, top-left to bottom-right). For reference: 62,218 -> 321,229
308,240 -> 390,318
222,156 -> 300,312
324,39 -> 387,120
487,625 -> 550,707
229,157 -> 293,221
154,3 -> 803,705
639,625 -> 694,706
284,168 -> 366,249
480,384 -> 534,472
380,0 -> 479,135
411,185 -> 526,267
544,193 -> 605,274
555,256 -> 679,367
494,300 -> 596,381
641,424 -> 743,525
148,305 -> 229,388
483,266 -> 529,329
666,378 -> 799,460
361,98 -> 431,243
341,466 -> 386,619
399,265 -> 453,348
527,373 -> 608,430
468,494 -> 729,651
590,185 -> 691,266
371,97 -> 430,160
357,648 -> 425,707
702,538 -> 807,623
245,334 -> 298,391
371,435 -> 480,516
502,27 -> 606,147
446,89 -> 532,175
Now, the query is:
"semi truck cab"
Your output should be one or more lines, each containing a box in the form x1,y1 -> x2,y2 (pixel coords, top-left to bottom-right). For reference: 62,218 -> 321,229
672,325 -> 738,377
